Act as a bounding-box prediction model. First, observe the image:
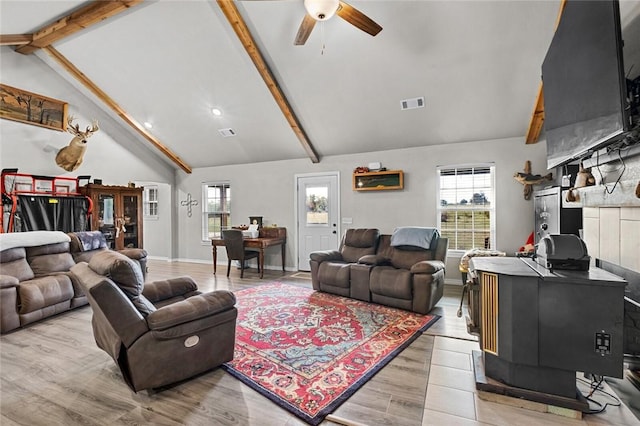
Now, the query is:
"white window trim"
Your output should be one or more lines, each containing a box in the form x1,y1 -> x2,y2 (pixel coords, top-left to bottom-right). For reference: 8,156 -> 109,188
143,185 -> 159,220
436,163 -> 496,255
201,181 -> 231,242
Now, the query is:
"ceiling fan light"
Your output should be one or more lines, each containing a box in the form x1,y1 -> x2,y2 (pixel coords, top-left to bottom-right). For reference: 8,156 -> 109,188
304,0 -> 339,21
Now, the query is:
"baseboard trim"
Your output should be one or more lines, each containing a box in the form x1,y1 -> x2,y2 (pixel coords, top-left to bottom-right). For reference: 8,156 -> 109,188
445,278 -> 463,286
147,255 -> 171,262
173,258 -> 212,265
169,258 -> 297,272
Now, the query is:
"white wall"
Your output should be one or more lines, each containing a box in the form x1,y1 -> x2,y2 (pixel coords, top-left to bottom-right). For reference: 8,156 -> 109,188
177,137 -> 547,281
0,46 -> 174,185
0,47 -> 176,258
134,181 -> 173,260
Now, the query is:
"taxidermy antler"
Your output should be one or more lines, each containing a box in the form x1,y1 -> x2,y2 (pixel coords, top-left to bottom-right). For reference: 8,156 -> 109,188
55,115 -> 99,172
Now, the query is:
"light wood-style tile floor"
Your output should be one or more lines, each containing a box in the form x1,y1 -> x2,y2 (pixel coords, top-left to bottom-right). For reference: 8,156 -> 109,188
1,260 -> 638,425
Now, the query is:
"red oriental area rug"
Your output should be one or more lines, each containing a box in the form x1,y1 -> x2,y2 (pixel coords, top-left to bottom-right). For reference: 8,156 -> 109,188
222,283 -> 439,425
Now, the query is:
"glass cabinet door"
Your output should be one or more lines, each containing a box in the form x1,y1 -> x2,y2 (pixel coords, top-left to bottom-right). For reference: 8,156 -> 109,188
98,193 -> 116,249
122,194 -> 140,248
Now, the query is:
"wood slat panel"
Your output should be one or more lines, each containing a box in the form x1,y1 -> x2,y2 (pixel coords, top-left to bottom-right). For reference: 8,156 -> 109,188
481,272 -> 498,354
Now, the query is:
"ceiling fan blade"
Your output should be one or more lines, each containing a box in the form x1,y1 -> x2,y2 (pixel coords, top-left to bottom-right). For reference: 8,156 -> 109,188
336,1 -> 382,37
294,14 -> 316,45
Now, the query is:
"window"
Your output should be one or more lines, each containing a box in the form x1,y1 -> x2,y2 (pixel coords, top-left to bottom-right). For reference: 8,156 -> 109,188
143,186 -> 158,219
306,186 -> 329,225
437,164 -> 495,252
202,182 -> 231,240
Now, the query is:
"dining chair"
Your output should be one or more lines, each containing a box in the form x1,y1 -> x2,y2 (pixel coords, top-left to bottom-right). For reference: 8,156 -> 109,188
222,229 -> 260,278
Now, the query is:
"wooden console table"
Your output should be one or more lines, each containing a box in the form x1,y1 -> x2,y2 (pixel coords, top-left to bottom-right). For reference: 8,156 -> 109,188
211,227 -> 286,278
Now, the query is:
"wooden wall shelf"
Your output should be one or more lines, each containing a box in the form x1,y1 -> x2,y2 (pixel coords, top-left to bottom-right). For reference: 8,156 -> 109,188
353,170 -> 404,191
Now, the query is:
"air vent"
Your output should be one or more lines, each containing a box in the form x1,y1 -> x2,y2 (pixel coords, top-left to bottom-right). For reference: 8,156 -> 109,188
400,96 -> 425,111
218,128 -> 236,137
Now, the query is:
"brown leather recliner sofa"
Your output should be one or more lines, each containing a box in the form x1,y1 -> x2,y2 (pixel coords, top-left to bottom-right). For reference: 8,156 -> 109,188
71,250 -> 237,392
0,230 -> 147,334
1,231 -> 87,334
310,228 -> 448,314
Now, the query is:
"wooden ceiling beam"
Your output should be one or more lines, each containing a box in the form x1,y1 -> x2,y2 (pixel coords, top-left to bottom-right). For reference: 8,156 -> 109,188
44,46 -> 192,174
525,82 -> 545,144
525,0 -> 567,144
15,0 -> 143,55
217,0 -> 320,163
0,34 -> 32,46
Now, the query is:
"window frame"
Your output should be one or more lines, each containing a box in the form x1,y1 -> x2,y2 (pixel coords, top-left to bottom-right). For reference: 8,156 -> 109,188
436,163 -> 496,254
201,181 -> 231,241
143,185 -> 159,220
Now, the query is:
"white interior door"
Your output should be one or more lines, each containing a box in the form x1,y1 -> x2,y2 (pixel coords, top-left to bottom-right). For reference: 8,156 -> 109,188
296,173 -> 339,271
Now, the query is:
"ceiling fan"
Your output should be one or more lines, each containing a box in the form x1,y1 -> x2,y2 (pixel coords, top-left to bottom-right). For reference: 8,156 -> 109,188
294,0 -> 382,45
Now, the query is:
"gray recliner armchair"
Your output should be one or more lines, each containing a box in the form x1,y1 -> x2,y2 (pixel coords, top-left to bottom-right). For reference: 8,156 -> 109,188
67,230 -> 148,279
71,250 -> 237,392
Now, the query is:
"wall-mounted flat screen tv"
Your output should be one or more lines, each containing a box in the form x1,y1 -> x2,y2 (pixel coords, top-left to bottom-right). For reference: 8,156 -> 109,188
542,0 -> 630,170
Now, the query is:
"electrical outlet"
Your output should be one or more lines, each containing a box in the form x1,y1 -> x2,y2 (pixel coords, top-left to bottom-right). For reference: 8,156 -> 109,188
595,331 -> 611,355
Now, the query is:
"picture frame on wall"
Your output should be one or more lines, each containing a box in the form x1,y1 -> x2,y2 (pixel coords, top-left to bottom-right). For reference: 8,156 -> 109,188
0,83 -> 68,131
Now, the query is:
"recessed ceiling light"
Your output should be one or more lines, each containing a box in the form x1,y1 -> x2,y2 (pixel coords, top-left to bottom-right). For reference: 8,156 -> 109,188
143,121 -> 153,129
211,108 -> 222,116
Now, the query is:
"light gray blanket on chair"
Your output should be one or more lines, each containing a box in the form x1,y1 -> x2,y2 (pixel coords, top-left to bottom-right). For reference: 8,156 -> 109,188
390,227 -> 439,250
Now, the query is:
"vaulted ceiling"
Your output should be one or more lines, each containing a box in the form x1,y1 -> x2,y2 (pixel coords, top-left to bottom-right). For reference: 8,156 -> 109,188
2,1 -> 640,173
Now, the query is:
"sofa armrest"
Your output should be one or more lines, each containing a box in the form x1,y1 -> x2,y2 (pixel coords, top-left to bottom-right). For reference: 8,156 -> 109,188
143,276 -> 199,303
146,290 -> 236,331
358,254 -> 389,266
118,248 -> 147,261
309,250 -> 343,263
411,260 -> 445,274
0,275 -> 19,289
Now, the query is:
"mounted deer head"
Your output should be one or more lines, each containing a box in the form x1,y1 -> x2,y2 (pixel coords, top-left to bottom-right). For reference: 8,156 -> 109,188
55,115 -> 99,172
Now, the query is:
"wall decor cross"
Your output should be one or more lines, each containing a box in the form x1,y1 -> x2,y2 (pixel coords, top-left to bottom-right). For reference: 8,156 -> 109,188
180,193 -> 198,217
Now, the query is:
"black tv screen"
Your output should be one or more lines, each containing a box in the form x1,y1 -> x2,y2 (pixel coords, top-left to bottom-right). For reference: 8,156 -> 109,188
542,0 -> 629,169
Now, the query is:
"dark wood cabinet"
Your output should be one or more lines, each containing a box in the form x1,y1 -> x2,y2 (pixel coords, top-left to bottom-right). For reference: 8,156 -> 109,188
81,184 -> 143,250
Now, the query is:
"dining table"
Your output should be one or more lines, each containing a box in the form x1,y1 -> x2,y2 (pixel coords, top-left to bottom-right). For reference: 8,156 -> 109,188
211,227 -> 286,278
